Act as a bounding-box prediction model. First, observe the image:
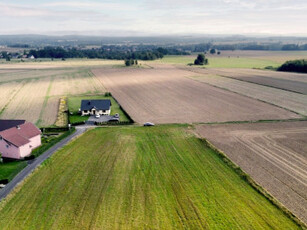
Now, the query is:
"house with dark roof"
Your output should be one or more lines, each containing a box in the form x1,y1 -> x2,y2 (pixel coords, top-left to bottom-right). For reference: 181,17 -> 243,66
0,120 -> 41,159
80,99 -> 112,116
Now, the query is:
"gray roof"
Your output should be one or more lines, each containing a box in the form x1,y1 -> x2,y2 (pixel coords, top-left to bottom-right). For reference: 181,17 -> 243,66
0,120 -> 26,132
81,99 -> 111,111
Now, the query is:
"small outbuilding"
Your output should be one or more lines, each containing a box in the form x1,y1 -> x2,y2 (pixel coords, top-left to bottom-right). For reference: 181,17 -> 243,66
81,99 -> 112,116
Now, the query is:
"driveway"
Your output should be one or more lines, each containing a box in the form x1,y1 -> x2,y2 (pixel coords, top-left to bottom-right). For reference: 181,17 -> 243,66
86,115 -> 119,125
0,127 -> 87,201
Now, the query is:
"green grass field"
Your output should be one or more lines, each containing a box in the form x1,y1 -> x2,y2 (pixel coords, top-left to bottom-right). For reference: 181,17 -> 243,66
0,126 -> 300,229
155,55 -> 281,68
0,161 -> 27,182
68,95 -> 130,123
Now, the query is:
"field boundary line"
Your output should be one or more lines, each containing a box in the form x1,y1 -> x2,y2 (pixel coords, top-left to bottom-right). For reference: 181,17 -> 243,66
187,76 -> 306,118
36,77 -> 54,126
197,136 -> 307,229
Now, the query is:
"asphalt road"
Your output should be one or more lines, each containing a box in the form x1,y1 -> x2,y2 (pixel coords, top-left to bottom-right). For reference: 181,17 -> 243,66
0,127 -> 87,201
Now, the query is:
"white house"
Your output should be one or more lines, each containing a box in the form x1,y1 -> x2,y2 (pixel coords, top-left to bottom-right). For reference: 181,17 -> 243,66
80,99 -> 111,116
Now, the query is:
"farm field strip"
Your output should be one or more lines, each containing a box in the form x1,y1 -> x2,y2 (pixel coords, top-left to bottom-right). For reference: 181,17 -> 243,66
0,81 -> 25,114
49,70 -> 105,96
0,59 -> 124,70
196,121 -> 307,224
0,78 -> 51,124
92,66 -> 301,124
0,68 -> 77,83
0,68 -> 106,126
0,126 -> 301,229
190,74 -> 307,116
183,67 -> 307,94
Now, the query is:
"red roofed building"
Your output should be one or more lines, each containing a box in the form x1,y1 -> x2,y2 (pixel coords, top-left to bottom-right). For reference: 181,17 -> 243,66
0,120 -> 41,159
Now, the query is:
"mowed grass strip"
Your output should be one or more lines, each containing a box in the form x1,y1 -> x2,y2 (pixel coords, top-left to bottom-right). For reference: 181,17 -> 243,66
0,126 -> 300,229
154,55 -> 280,68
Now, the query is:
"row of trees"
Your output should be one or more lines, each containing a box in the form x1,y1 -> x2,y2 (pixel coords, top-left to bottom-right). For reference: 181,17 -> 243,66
277,59 -> 307,73
26,47 -> 167,60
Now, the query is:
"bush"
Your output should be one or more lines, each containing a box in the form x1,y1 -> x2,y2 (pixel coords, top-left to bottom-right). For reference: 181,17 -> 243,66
0,179 -> 9,184
277,59 -> 307,73
194,54 -> 208,65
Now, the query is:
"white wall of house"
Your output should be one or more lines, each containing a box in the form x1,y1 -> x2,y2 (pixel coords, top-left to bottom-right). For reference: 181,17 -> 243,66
82,108 -> 111,116
19,135 -> 41,158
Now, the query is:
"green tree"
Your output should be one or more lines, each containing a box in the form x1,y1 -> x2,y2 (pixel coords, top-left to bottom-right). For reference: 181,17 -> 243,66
194,54 -> 208,65
210,48 -> 216,54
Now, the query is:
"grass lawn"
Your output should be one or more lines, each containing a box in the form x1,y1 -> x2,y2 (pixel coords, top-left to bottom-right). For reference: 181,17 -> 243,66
155,55 -> 281,68
0,126 -> 300,229
68,95 -> 130,123
0,161 -> 27,182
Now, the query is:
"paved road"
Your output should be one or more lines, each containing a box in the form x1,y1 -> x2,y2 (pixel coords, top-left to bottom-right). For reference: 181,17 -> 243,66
0,127 -> 87,201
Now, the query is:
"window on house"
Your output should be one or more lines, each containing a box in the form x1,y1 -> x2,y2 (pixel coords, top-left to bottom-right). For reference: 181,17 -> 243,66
84,110 -> 88,113
6,144 -> 9,148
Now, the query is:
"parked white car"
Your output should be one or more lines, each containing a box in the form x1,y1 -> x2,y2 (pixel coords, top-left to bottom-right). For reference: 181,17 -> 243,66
143,122 -> 155,126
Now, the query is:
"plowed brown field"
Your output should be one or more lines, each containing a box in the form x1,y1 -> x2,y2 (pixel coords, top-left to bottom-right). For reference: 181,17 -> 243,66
184,67 -> 307,94
196,121 -> 307,224
92,66 -> 301,124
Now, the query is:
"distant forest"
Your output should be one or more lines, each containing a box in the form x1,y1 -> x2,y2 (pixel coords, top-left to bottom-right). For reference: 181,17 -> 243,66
278,59 -> 307,73
25,46 -> 188,60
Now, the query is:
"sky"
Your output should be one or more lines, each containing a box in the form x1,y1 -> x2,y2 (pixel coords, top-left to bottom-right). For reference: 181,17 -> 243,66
0,0 -> 306,36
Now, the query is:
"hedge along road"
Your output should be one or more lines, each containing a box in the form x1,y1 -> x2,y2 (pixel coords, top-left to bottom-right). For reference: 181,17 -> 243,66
0,127 -> 87,201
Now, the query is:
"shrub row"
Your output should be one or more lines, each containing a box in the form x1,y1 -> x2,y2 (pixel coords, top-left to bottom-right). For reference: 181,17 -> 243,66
40,127 -> 69,133
95,121 -> 132,126
32,128 -> 75,158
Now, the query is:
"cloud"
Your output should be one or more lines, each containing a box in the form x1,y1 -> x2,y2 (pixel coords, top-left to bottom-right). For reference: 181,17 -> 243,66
0,0 -> 306,36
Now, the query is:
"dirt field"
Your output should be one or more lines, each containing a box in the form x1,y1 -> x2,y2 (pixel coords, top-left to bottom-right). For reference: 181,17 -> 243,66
92,65 -> 301,124
190,75 -> 307,116
185,67 -> 307,94
196,121 -> 307,224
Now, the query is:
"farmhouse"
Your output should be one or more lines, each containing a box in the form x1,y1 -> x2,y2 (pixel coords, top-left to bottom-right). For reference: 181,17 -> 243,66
0,120 -> 41,159
81,99 -> 111,116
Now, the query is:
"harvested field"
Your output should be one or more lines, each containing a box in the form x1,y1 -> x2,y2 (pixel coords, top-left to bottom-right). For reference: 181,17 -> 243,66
0,68 -> 105,126
196,121 -> 307,224
190,74 -> 307,116
92,66 -> 301,124
0,78 -> 51,124
0,81 -> 25,114
0,126 -> 301,229
0,59 -> 123,69
49,70 -> 105,96
185,67 -> 307,94
0,68 -> 79,83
